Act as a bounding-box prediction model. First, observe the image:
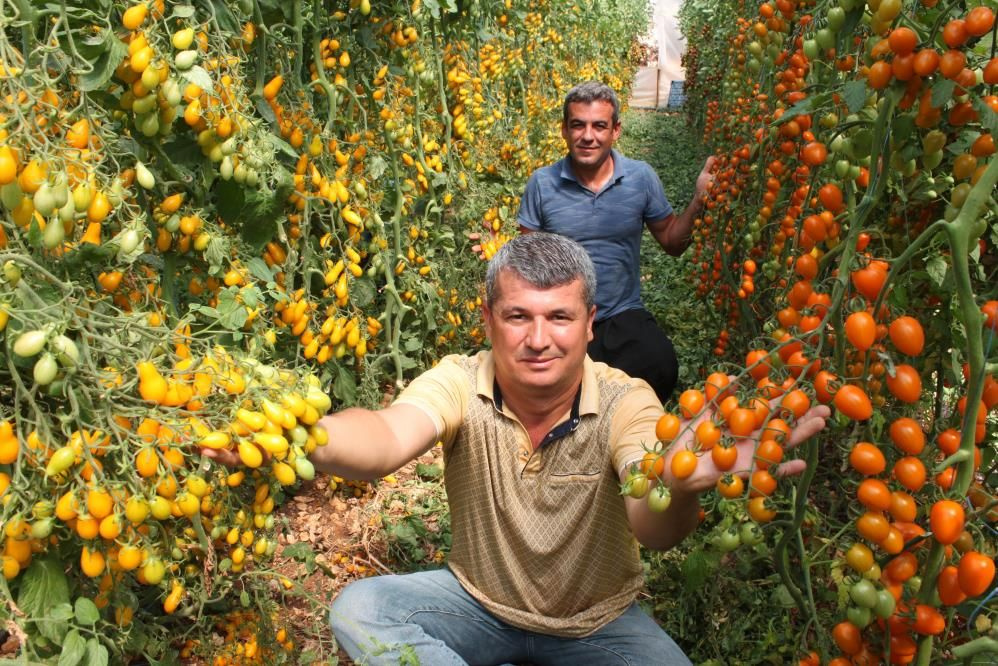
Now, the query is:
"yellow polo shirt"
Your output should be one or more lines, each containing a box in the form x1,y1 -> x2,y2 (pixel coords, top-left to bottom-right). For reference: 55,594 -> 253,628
394,350 -> 662,637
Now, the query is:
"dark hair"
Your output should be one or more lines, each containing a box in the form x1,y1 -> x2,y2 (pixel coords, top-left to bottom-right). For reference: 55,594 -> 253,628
485,233 -> 596,310
562,81 -> 620,125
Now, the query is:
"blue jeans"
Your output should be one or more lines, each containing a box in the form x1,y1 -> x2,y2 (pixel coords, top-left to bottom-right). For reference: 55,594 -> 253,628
329,568 -> 691,666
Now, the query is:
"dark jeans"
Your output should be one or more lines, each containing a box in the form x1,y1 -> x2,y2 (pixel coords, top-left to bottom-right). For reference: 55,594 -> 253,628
589,308 -> 679,403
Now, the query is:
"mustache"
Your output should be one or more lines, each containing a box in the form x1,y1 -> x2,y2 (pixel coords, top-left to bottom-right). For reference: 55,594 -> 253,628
515,351 -> 563,361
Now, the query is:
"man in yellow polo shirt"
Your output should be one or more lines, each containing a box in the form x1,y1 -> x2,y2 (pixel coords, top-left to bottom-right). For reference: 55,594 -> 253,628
209,233 -> 829,664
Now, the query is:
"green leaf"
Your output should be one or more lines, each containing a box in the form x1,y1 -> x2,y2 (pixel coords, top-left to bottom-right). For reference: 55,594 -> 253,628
842,80 -> 868,114
350,277 -> 376,308
332,363 -> 358,405
181,66 -> 214,94
680,548 -> 710,589
415,463 -> 442,479
926,255 -> 948,286
78,31 -> 128,92
216,288 -> 248,329
931,78 -> 956,109
246,257 -> 275,282
777,96 -> 815,122
57,631 -> 86,666
282,542 -> 316,574
170,4 -> 196,18
74,597 -> 99,625
18,557 -> 70,642
971,96 -> 998,136
84,638 -> 108,666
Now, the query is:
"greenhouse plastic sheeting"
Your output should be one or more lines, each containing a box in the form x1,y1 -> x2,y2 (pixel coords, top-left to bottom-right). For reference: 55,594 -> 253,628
629,68 -> 684,109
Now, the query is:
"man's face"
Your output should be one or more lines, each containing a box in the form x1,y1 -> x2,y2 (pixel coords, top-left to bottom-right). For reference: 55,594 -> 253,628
483,271 -> 595,395
561,100 -> 621,170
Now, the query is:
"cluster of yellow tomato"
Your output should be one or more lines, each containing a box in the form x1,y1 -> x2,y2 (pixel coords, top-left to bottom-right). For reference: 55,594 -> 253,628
180,609 -> 295,665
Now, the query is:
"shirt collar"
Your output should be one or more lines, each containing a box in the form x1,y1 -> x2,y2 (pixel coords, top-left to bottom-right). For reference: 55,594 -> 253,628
558,149 -> 627,186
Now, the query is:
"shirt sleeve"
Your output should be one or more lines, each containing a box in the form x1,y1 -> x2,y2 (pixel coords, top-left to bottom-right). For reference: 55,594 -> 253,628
608,383 -> 664,477
392,355 -> 469,448
642,163 -> 673,224
516,171 -> 545,230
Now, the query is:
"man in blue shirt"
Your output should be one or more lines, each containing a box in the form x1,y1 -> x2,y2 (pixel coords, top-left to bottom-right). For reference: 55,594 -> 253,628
518,81 -> 715,402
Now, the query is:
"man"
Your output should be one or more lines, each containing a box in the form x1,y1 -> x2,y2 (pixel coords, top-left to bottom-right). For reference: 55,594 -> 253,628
205,234 -> 829,665
518,81 -> 716,403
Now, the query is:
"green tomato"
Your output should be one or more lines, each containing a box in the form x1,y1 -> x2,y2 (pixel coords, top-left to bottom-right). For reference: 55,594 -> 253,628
816,28 -> 835,51
847,605 -> 873,628
647,485 -> 671,512
716,527 -> 741,553
740,521 -> 765,546
33,352 -> 59,386
849,579 -> 879,608
827,6 -> 846,30
873,589 -> 896,619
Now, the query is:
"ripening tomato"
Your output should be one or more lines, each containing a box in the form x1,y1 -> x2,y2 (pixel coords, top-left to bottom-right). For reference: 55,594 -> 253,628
845,311 -> 876,351
747,496 -> 776,523
655,413 -> 681,443
749,469 -> 777,497
983,300 -> 998,330
640,451 -> 666,479
670,449 -> 698,479
716,474 -> 744,498
938,565 -> 968,605
893,456 -> 927,492
889,490 -> 919,522
958,551 -> 996,597
845,542 -> 875,573
832,621 -> 863,655
936,428 -> 961,455
889,417 -> 925,455
679,389 -> 706,418
913,49 -> 940,77
695,420 -> 721,450
886,364 -> 922,403
779,389 -> 810,420
728,407 -> 756,437
850,442 -> 886,475
711,443 -> 738,471
884,552 -> 918,583
754,439 -> 784,470
856,511 -> 891,542
704,372 -> 732,403
835,384 -> 873,420
888,316 -> 924,356
813,370 -> 837,404
851,264 -> 888,301
913,605 -> 945,636
745,349 -> 772,380
857,478 -> 892,511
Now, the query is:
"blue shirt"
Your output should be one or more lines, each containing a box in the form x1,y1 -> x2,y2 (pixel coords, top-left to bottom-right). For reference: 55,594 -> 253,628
517,150 -> 673,321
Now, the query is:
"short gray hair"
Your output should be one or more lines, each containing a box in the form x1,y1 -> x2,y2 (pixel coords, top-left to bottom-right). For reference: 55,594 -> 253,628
485,232 -> 596,310
563,81 -> 620,125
